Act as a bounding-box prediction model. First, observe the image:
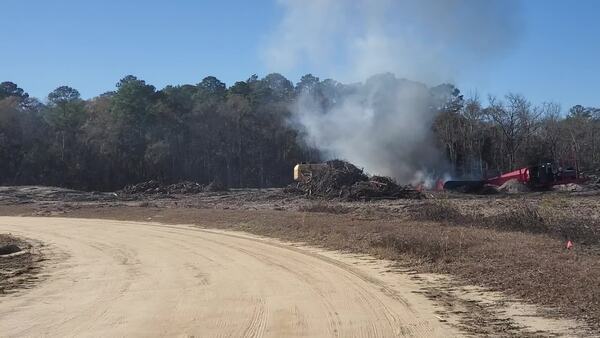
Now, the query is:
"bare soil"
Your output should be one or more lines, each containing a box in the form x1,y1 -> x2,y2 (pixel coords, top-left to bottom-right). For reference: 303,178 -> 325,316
1,217 -> 461,337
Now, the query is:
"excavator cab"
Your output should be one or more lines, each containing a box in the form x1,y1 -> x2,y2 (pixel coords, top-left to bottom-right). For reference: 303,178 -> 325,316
528,163 -> 555,187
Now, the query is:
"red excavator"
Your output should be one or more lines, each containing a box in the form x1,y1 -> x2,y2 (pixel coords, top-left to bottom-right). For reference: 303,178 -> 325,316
444,162 -> 586,191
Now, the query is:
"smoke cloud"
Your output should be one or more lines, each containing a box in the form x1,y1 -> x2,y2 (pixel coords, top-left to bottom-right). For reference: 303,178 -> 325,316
264,0 -> 521,182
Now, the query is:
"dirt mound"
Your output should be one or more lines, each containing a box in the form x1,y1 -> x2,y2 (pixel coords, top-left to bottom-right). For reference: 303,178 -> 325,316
0,244 -> 21,255
498,179 -> 530,193
553,183 -> 584,192
0,234 -> 40,295
291,160 -> 423,200
121,180 -> 204,195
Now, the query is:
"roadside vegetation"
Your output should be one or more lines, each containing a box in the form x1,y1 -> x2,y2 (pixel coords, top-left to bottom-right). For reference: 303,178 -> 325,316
413,198 -> 600,244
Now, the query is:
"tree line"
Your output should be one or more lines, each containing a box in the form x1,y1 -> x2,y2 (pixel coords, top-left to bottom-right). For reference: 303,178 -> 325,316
435,92 -> 600,178
0,74 -> 598,191
0,75 -> 318,190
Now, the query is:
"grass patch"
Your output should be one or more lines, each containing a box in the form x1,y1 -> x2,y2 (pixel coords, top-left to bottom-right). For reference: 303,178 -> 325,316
412,200 -> 600,245
298,202 -> 353,214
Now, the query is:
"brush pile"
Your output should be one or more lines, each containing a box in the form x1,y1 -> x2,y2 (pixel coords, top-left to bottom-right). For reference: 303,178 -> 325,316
290,160 -> 423,200
348,175 -> 424,200
121,180 -> 204,195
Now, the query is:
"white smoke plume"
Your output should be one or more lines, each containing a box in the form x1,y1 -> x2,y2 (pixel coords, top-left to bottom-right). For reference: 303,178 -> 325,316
264,0 -> 521,182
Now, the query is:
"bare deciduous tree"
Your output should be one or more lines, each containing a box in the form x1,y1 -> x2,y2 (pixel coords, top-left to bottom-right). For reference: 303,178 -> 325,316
486,94 -> 541,170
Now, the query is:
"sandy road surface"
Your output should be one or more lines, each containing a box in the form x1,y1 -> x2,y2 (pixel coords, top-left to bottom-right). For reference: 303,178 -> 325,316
0,217 -> 458,337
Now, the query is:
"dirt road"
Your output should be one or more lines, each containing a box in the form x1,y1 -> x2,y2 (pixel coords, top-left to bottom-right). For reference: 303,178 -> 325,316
0,217 -> 459,337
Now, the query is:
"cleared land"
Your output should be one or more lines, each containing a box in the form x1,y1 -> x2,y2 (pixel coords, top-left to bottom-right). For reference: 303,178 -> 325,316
1,186 -> 599,336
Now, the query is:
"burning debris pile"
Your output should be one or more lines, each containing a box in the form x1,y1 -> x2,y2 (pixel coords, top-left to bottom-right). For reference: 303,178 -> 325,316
121,180 -> 206,195
288,160 -> 424,200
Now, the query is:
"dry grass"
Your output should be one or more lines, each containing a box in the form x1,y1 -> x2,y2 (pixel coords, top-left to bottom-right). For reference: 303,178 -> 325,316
412,199 -> 600,245
298,202 -> 353,214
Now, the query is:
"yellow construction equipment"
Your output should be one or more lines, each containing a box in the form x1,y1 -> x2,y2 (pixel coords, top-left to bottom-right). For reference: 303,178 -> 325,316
293,163 -> 328,182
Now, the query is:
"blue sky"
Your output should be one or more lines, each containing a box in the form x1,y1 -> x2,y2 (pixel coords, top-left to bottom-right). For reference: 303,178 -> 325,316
1,0 -> 598,110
